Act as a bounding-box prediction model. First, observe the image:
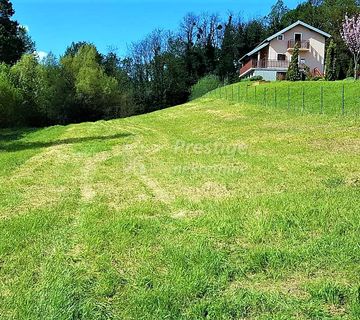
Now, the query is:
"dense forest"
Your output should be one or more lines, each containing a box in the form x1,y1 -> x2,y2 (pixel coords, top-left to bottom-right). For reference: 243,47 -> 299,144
0,0 -> 360,128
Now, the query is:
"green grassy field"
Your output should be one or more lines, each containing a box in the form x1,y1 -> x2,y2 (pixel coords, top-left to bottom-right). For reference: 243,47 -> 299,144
206,81 -> 360,116
1,91 -> 360,319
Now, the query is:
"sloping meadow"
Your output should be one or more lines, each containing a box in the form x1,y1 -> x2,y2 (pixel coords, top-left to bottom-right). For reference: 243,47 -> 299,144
0,97 -> 360,319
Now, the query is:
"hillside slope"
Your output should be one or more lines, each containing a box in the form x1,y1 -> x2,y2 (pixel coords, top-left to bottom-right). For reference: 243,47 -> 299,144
207,80 -> 360,116
1,97 -> 360,319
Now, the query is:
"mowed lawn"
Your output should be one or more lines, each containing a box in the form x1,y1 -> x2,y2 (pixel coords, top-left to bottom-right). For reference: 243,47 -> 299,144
1,97 -> 360,319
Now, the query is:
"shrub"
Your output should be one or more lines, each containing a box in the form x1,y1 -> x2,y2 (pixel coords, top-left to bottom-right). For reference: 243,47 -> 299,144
311,76 -> 324,81
249,75 -> 263,81
190,75 -> 221,100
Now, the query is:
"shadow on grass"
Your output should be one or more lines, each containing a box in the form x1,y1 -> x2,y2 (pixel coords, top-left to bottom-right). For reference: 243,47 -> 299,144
0,132 -> 132,152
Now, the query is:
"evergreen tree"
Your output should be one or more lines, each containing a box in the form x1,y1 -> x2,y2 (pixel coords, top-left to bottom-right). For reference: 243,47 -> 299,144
0,0 -> 32,65
286,43 -> 301,81
325,39 -> 337,80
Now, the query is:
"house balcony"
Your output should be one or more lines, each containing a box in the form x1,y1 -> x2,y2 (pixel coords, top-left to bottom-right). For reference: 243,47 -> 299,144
240,59 -> 289,76
287,40 -> 310,51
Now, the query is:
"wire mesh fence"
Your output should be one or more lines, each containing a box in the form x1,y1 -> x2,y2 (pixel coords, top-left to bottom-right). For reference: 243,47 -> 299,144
205,81 -> 360,116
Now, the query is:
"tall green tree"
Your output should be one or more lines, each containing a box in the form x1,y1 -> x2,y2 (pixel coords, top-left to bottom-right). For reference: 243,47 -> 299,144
267,0 -> 289,34
0,63 -> 21,127
286,43 -> 302,81
61,44 -> 119,121
325,39 -> 337,80
0,0 -> 33,65
217,15 -> 237,82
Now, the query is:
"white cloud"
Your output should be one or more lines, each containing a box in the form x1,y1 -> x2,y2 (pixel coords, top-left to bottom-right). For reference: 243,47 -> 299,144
34,51 -> 48,61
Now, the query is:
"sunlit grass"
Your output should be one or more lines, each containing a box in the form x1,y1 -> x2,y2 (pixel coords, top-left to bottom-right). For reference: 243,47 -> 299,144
0,95 -> 359,319
207,80 -> 360,116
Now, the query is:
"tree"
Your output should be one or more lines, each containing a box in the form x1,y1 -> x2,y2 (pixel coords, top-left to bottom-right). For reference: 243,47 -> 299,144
286,43 -> 302,81
341,14 -> 360,79
0,0 -> 33,65
180,13 -> 202,86
10,54 -> 45,125
325,39 -> 337,80
0,63 -> 21,127
347,58 -> 355,77
61,44 -> 119,121
267,0 -> 289,34
217,15 -> 237,82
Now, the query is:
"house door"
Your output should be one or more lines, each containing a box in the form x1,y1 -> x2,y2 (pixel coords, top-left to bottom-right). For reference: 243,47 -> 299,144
294,33 -> 302,44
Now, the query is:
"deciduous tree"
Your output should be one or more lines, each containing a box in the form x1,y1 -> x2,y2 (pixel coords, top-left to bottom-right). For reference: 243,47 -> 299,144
341,14 -> 360,79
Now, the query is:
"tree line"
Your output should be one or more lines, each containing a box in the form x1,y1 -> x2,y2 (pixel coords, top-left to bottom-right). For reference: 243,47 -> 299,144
0,0 -> 359,128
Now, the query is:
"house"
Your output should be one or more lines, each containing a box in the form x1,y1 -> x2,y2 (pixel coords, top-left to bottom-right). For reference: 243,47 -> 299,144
239,21 -> 331,81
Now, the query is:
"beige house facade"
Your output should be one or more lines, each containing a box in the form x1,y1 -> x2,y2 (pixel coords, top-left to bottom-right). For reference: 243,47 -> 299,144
239,21 -> 331,81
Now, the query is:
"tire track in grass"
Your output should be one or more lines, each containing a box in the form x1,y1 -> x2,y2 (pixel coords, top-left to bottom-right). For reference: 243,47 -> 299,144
0,130 -> 79,219
115,120 -> 180,207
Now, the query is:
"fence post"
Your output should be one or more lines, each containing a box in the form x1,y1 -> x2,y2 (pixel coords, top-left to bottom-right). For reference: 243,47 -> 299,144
275,87 -> 277,108
246,85 -> 248,102
320,86 -> 324,114
232,86 -> 234,100
238,85 -> 240,102
342,84 -> 345,115
302,86 -> 305,114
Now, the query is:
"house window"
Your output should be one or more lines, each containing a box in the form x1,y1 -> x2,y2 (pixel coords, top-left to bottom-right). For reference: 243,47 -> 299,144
277,54 -> 286,61
300,58 -> 306,64
277,34 -> 284,40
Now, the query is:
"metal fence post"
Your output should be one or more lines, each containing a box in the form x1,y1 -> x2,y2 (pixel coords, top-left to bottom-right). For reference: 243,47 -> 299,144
246,85 -> 248,101
238,85 -> 240,102
275,87 -> 277,108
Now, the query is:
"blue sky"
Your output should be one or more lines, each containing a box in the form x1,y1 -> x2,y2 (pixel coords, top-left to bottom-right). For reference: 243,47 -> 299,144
15,0 -> 300,58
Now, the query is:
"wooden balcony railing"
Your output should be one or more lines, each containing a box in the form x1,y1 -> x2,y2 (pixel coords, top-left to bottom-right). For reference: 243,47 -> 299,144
254,59 -> 290,68
240,59 -> 290,75
239,59 -> 254,75
288,40 -> 310,50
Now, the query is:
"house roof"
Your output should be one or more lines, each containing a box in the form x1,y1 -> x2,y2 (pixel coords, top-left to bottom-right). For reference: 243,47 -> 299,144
240,20 -> 331,61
